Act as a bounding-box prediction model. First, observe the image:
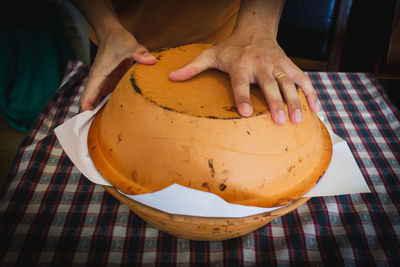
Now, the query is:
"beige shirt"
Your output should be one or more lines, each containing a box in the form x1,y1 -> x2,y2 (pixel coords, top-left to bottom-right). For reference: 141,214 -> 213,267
89,0 -> 241,50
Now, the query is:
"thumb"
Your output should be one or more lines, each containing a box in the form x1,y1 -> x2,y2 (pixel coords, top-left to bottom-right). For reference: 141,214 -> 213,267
131,44 -> 157,65
169,50 -> 216,81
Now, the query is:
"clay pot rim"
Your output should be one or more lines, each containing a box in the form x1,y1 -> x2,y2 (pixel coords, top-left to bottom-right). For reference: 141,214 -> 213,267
103,185 -> 311,240
104,185 -> 310,220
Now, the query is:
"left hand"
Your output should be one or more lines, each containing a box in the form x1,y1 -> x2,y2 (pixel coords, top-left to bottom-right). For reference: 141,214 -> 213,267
169,37 -> 319,125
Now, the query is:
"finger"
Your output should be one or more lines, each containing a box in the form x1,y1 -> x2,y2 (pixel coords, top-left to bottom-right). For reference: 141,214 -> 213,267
275,71 -> 302,124
259,76 -> 286,125
131,44 -> 156,65
100,58 -> 134,97
169,50 -> 216,81
80,58 -> 112,111
230,70 -> 253,117
284,63 -> 319,112
80,58 -> 133,112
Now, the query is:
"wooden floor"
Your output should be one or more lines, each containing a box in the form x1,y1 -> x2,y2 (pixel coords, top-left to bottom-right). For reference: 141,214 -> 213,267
0,111 -> 26,186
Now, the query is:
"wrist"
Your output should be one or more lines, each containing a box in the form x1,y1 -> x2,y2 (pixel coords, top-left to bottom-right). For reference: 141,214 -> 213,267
94,20 -> 127,43
227,30 -> 277,47
230,0 -> 284,43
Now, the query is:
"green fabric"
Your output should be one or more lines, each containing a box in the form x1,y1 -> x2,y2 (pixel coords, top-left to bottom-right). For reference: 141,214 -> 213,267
0,5 -> 75,132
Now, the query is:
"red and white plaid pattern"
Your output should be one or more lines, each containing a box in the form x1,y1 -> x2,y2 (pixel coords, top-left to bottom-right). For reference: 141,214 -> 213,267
0,61 -> 399,266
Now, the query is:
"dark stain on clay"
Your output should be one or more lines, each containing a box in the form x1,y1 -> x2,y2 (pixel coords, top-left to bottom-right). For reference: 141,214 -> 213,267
130,170 -> 138,182
287,165 -> 295,173
219,183 -> 227,191
201,182 -> 210,191
129,50 -> 266,120
120,104 -> 123,108
208,159 -> 215,178
117,134 -> 122,143
130,71 -> 248,120
223,106 -> 238,112
272,197 -> 297,206
261,212 -> 271,218
316,171 -> 326,184
206,115 -> 241,120
90,145 -> 97,151
222,169 -> 230,178
285,147 -> 288,152
109,148 -> 113,152
161,106 -> 174,112
206,116 -> 218,119
130,77 -> 142,94
246,130 -> 251,136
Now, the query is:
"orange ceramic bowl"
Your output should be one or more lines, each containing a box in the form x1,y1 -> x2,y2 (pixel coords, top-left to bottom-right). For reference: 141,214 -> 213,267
103,185 -> 310,241
88,43 -> 332,209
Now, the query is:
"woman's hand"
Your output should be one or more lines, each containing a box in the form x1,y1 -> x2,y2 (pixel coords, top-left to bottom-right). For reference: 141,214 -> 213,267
80,27 -> 156,111
169,36 -> 318,125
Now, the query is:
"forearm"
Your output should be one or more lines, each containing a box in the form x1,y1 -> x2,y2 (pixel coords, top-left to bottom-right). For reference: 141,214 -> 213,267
232,0 -> 285,41
70,0 -> 125,42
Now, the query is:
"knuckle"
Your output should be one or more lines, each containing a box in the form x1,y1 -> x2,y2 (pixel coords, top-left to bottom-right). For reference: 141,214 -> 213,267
307,89 -> 317,98
254,54 -> 265,65
279,75 -> 293,85
286,98 -> 301,110
301,85 -> 317,98
230,72 -> 249,86
232,81 -> 249,95
262,78 -> 277,89
267,95 -> 284,107
234,55 -> 249,68
297,75 -> 312,88
132,46 -> 148,57
233,78 -> 248,86
235,94 -> 250,104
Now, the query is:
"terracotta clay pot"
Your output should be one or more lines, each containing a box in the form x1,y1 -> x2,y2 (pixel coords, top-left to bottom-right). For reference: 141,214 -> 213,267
103,185 -> 310,241
88,43 -> 332,240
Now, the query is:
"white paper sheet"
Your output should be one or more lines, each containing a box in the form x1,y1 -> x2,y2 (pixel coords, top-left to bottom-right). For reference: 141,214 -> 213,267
54,99 -> 371,218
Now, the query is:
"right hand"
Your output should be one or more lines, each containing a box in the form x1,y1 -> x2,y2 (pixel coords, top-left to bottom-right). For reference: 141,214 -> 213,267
80,27 -> 156,111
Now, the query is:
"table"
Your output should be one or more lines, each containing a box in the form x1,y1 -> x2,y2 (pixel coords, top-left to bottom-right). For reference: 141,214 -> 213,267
0,61 -> 399,266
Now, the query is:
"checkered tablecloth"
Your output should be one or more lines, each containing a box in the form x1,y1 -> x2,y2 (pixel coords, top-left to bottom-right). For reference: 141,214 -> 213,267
0,61 -> 399,266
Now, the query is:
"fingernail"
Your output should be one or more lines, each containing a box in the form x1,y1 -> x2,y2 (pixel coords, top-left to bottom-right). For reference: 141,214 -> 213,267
278,110 -> 286,124
144,52 -> 154,58
294,109 -> 302,123
241,103 -> 253,116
